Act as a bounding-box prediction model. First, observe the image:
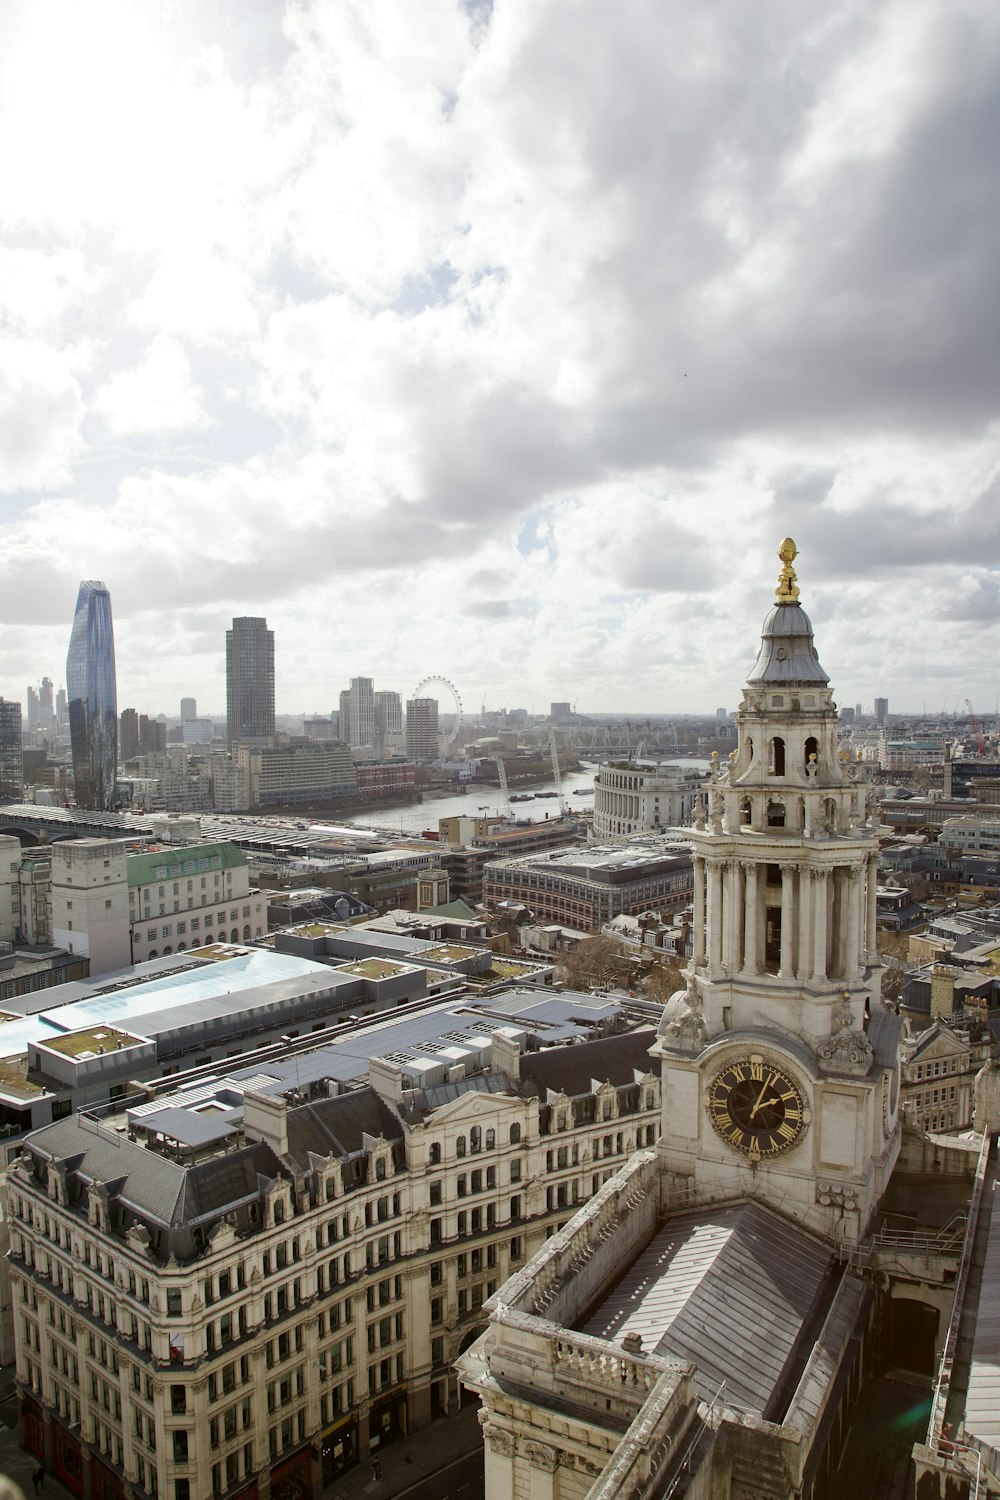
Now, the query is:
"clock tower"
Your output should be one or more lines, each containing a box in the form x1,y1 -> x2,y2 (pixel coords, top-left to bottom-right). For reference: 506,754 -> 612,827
653,540 -> 902,1245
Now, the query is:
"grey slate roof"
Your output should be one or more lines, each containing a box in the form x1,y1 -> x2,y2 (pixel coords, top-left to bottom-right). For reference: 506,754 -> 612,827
284,1086 -> 403,1167
582,1202 -> 834,1411
26,1115 -> 284,1228
518,1028 -> 659,1097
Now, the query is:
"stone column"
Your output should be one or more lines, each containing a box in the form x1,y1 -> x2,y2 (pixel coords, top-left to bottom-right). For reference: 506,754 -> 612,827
779,864 -> 795,978
693,856 -> 707,965
708,861 -> 723,975
797,864 -> 813,981
866,852 -> 879,961
743,862 -> 760,975
845,868 -> 862,978
812,870 -> 828,982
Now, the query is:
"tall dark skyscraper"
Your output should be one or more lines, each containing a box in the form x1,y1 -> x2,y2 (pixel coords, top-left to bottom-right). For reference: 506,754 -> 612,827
226,616 -> 275,746
0,697 -> 23,801
66,580 -> 118,810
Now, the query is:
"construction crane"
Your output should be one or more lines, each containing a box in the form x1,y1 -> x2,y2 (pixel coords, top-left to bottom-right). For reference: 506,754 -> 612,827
495,756 -> 513,818
548,728 -> 570,815
965,699 -> 987,757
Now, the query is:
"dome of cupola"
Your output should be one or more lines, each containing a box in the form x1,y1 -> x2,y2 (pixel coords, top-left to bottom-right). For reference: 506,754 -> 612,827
747,538 -> 829,688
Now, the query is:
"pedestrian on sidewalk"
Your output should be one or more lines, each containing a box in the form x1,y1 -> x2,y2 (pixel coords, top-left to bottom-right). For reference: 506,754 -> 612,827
31,1466 -> 45,1494
371,1455 -> 382,1483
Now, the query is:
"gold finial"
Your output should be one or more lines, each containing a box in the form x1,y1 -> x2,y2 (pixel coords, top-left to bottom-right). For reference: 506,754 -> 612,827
775,537 -> 800,604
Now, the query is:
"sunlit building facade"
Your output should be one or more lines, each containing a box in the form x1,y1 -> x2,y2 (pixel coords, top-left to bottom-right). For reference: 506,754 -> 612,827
66,580 -> 118,811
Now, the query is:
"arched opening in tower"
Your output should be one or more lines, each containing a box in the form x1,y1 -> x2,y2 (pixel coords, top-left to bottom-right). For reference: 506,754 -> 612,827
768,737 -> 786,776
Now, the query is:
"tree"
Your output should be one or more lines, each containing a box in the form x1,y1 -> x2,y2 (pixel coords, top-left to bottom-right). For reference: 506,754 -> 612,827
558,935 -> 633,991
643,954 -> 688,1004
877,930 -> 910,1004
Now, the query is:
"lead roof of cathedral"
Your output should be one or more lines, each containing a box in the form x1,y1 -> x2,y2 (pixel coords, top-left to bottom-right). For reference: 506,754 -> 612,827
582,1200 -> 844,1411
747,602 -> 830,687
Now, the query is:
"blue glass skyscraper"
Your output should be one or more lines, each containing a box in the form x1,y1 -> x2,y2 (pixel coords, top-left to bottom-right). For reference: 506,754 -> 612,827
67,580 -> 118,810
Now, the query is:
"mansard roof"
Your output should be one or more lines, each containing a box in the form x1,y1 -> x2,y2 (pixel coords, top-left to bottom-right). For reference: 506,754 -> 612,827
518,1028 -> 659,1097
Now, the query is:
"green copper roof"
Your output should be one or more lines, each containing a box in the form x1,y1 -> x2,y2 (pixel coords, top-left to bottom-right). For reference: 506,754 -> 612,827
127,842 -> 246,888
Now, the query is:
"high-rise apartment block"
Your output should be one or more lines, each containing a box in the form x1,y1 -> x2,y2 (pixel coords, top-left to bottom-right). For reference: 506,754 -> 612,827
405,698 -> 439,762
0,697 -> 23,801
875,696 -> 889,724
66,580 -> 118,811
226,617 -> 275,747
119,708 -> 140,761
346,677 -> 376,749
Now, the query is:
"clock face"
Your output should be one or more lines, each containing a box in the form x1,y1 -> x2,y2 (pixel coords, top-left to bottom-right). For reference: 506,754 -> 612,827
706,1055 -> 807,1160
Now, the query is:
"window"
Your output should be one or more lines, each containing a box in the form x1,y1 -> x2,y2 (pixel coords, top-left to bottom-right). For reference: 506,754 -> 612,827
509,1124 -> 521,1145
485,1129 -> 495,1150
470,1127 -> 481,1153
429,1142 -> 441,1165
455,1136 -> 466,1158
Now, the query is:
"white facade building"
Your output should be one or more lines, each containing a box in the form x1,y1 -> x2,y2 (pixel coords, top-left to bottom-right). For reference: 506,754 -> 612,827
6,1010 -> 660,1498
126,842 -> 266,962
459,541 -> 925,1500
592,761 -> 705,838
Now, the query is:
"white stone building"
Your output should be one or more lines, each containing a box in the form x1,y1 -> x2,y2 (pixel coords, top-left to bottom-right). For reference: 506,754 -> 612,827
50,840 -> 132,977
6,1004 -> 660,1499
458,541 -> 977,1499
126,843 -> 266,963
592,761 -> 705,839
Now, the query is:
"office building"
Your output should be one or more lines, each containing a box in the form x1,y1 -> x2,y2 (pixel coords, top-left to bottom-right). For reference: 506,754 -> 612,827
66,580 -> 118,811
405,698 -> 439,762
180,697 -> 197,721
374,691 -> 403,752
226,617 -> 275,747
0,697 -> 23,801
7,989 -> 660,1496
874,696 -> 889,724
50,838 -> 131,975
550,702 -> 571,722
483,840 -> 693,930
236,742 -> 357,808
344,677 -> 376,750
592,760 -> 706,838
119,708 -> 140,761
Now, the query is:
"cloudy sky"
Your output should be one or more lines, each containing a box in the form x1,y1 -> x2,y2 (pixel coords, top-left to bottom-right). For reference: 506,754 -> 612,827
1,0 -> 998,720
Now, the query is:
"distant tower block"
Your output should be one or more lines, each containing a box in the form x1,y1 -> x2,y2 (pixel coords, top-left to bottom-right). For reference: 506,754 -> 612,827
67,580 -> 118,810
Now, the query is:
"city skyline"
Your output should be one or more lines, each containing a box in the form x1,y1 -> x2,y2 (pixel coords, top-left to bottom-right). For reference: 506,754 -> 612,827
1,3 -> 999,713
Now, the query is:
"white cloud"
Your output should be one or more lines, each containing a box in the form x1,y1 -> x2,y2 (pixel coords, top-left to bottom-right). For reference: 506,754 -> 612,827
1,0 -> 999,714
0,339 -> 84,490
91,337 -> 211,436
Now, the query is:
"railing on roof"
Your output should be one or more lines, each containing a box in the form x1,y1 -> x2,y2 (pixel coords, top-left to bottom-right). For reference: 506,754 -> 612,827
927,1130 -> 995,1454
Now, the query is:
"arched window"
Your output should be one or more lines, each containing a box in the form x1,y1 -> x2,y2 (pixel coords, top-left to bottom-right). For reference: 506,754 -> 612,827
163,945 -> 173,956
456,1135 -> 466,1158
243,925 -> 251,940
768,737 -> 786,776
231,928 -> 239,943
470,1126 -> 482,1154
824,797 -> 837,831
148,949 -> 158,960
509,1123 -> 521,1145
740,798 -> 752,826
429,1142 -> 441,1165
804,736 -> 818,773
485,1129 -> 495,1150
766,800 -> 785,828
177,942 -> 186,952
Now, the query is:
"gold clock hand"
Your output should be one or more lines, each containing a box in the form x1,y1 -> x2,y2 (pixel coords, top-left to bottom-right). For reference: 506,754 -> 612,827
749,1081 -> 770,1120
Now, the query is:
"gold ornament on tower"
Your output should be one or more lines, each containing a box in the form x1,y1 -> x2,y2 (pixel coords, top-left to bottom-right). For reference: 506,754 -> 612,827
775,537 -> 800,604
